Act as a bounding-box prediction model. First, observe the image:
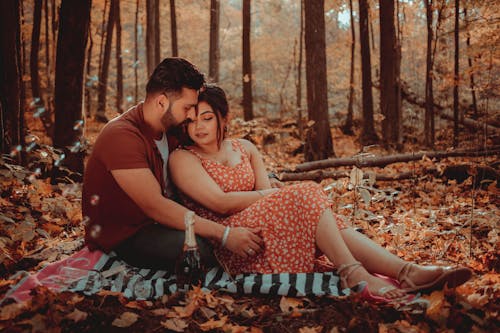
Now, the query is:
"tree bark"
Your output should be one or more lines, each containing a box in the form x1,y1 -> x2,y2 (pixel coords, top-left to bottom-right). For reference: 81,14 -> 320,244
98,0 -> 108,99
0,0 -> 23,161
170,0 -> 178,57
31,0 -> 42,101
303,0 -> 334,161
154,0 -> 160,64
464,6 -> 478,118
358,0 -> 378,145
242,0 -> 253,121
379,0 -> 401,148
96,0 -> 116,122
53,0 -> 91,177
453,0 -> 459,147
146,0 -> 158,76
209,0 -> 220,82
342,0 -> 355,135
44,0 -> 51,90
134,0 -> 139,103
424,0 -> 435,147
295,0 -> 304,139
85,23 -> 93,118
115,0 -> 123,113
293,146 -> 500,172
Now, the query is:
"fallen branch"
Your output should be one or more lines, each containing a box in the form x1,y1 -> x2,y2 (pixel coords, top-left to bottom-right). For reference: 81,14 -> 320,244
400,81 -> 500,134
293,147 -> 500,172
280,169 -> 416,182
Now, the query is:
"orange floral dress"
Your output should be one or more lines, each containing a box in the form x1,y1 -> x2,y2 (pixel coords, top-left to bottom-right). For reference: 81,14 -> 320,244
179,139 -> 348,275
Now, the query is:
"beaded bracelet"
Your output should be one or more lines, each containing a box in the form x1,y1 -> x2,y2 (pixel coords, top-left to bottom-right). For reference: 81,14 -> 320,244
221,226 -> 231,247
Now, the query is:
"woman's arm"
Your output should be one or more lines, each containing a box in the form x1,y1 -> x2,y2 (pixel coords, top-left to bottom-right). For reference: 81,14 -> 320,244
239,139 -> 272,190
169,149 -> 268,215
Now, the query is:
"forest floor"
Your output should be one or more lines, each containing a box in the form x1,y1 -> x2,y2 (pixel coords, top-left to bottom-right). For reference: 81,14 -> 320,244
0,113 -> 498,332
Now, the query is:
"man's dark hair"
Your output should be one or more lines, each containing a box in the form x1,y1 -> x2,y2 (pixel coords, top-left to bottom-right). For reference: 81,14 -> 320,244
146,58 -> 205,95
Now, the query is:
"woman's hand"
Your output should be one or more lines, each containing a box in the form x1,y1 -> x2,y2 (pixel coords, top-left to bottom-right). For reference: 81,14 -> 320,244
224,227 -> 264,258
269,177 -> 284,188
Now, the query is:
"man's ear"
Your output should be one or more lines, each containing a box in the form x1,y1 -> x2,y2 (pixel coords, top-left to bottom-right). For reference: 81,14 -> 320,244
158,94 -> 170,109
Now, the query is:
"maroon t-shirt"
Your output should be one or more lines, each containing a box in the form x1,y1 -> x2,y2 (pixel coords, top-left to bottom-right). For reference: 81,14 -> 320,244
82,103 -> 178,252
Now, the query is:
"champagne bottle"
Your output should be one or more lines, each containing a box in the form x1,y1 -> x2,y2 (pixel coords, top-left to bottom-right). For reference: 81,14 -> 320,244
175,211 -> 203,292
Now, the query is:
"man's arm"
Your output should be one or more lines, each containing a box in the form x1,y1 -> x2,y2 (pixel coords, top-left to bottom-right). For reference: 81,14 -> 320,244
111,168 -> 263,257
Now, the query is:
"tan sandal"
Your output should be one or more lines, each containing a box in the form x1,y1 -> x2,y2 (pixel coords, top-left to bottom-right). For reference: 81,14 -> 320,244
398,263 -> 472,293
337,261 -> 405,302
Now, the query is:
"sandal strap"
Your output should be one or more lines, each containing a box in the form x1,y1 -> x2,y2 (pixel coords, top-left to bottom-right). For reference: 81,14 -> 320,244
337,261 -> 362,289
397,263 -> 416,288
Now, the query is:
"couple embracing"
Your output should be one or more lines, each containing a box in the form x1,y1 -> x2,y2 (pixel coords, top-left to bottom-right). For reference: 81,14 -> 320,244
82,57 -> 471,302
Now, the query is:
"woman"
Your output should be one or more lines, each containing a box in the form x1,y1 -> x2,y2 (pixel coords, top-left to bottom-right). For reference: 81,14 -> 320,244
169,85 -> 472,301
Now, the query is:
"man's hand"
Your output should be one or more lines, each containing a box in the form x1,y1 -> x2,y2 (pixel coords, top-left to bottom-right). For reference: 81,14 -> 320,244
269,177 -> 284,188
224,227 -> 264,258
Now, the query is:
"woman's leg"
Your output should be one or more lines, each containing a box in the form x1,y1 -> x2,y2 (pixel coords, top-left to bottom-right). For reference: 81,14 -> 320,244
315,209 -> 406,298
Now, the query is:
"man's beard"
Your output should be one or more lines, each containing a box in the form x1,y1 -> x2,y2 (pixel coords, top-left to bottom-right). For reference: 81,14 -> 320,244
160,102 -> 177,131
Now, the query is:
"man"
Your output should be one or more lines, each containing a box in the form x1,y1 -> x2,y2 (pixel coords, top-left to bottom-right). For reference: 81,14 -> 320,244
82,58 -> 264,270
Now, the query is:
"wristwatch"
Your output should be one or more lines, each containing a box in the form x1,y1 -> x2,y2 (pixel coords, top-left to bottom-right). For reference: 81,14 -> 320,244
267,172 -> 280,181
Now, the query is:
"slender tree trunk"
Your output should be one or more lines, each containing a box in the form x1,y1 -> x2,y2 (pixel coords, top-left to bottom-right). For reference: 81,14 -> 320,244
424,0 -> 435,147
379,0 -> 401,148
464,6 -> 478,118
170,0 -> 178,57
453,0 -> 459,147
21,0 -> 29,76
44,0 -> 51,90
296,0 -> 304,139
98,0 -> 108,100
209,0 -> 220,82
53,0 -> 91,177
31,0 -> 42,100
303,0 -> 334,161
51,0 -> 56,62
342,0 -> 355,135
96,0 -> 116,122
146,0 -> 156,75
134,0 -> 139,102
358,0 -> 378,145
0,0 -> 23,161
115,0 -> 123,113
242,0 -> 253,121
85,24 -> 93,118
154,0 -> 160,64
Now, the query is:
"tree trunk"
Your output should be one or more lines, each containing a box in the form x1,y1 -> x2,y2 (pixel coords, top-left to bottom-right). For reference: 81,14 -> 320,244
242,0 -> 253,121
134,0 -> 139,102
146,0 -> 156,76
115,0 -> 123,113
303,0 -> 334,161
358,0 -> 378,145
85,23 -> 93,118
51,0 -> 56,63
379,0 -> 401,148
0,0 -> 23,161
44,0 -> 51,90
453,0 -> 459,147
97,0 -> 108,102
424,0 -> 435,148
53,0 -> 91,178
96,0 -> 116,122
209,0 -> 220,82
170,0 -> 178,57
20,0 -> 29,77
31,0 -> 42,100
154,0 -> 160,64
295,0 -> 304,139
342,0 -> 355,135
464,6 -> 478,118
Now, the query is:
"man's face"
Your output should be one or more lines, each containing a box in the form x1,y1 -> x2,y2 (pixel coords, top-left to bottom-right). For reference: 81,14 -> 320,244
160,87 -> 198,131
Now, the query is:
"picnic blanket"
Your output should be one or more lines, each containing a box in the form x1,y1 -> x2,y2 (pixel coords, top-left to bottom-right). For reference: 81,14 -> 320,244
3,247 -> 351,303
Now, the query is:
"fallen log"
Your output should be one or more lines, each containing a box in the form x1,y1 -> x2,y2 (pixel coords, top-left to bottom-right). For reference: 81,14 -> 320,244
280,169 -> 416,182
293,147 -> 500,172
400,81 -> 500,134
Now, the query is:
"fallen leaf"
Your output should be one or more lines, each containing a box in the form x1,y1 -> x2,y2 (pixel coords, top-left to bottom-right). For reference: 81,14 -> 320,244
250,327 -> 264,333
299,326 -> 322,333
199,316 -> 228,331
0,302 -> 26,320
125,300 -> 153,309
424,290 -> 449,323
173,300 -> 198,318
279,296 -> 303,313
112,312 -> 139,328
200,306 -> 217,319
161,318 -> 188,332
65,308 -> 88,322
151,308 -> 172,316
18,313 -> 47,332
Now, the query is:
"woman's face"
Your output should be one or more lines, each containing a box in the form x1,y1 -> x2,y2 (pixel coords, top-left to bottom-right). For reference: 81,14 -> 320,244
187,101 -> 225,147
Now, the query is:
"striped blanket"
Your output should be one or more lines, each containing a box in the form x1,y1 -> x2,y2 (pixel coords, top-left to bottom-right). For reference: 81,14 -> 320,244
4,247 -> 350,303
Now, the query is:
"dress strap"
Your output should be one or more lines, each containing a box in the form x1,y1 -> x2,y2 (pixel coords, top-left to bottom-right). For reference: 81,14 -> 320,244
231,139 -> 250,159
